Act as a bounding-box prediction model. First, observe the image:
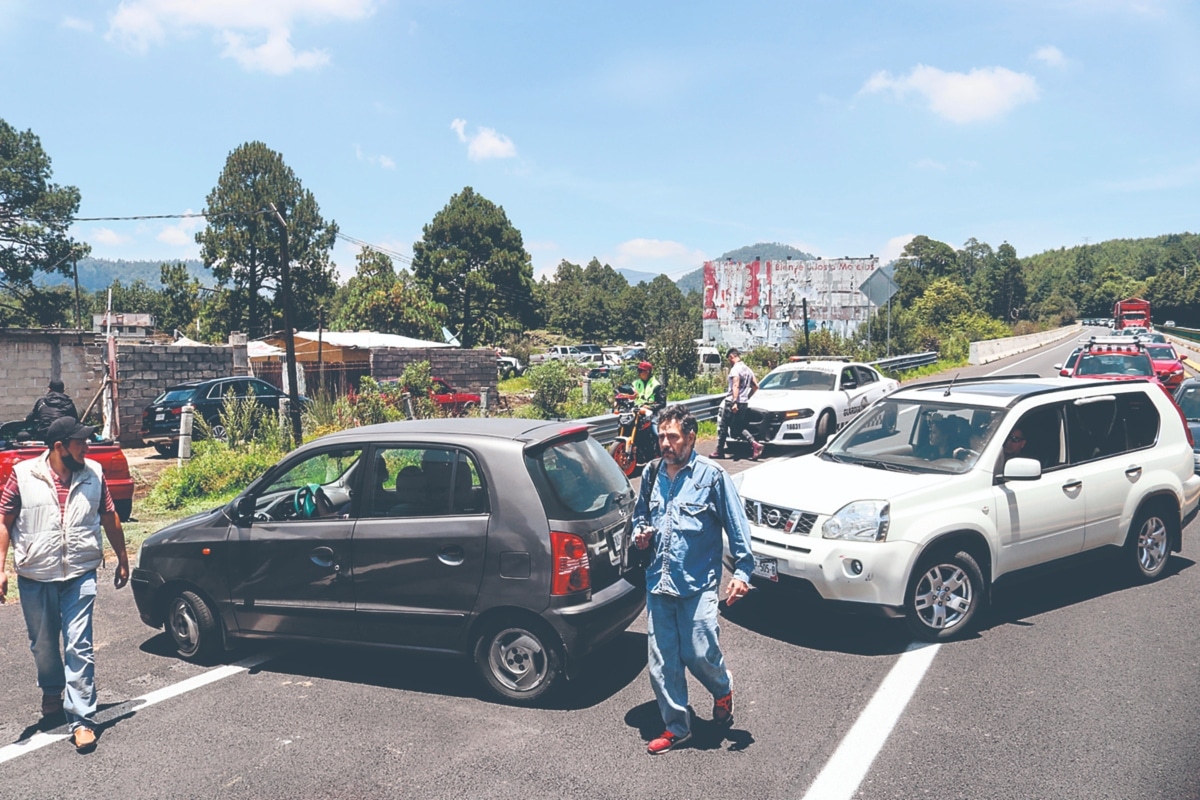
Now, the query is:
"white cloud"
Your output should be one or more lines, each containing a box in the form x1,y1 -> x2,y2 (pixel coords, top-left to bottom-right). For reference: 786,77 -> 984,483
613,238 -> 707,275
106,0 -> 375,74
914,158 -> 947,171
880,234 -> 916,263
354,144 -> 396,170
862,64 -> 1039,123
156,211 -> 204,248
617,238 -> 691,260
1032,46 -> 1067,68
91,227 -> 131,246
62,16 -> 94,32
450,118 -> 517,161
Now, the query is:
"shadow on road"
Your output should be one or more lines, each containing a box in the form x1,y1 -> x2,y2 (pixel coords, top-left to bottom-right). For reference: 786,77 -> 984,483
623,701 -> 755,752
719,587 -> 914,657
137,628 -> 648,711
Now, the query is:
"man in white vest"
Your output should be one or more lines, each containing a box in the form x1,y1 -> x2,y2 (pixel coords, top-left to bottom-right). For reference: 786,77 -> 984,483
0,416 -> 130,752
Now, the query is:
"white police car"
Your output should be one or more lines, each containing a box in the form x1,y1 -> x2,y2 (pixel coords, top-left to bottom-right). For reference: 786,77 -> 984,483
745,359 -> 899,448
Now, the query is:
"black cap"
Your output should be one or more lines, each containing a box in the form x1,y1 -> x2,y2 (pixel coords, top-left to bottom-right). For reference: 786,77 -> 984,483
728,348 -> 740,357
45,417 -> 94,446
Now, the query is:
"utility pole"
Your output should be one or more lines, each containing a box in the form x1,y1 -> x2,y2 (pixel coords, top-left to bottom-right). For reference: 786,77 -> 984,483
269,203 -> 303,449
317,305 -> 325,396
802,298 -> 810,355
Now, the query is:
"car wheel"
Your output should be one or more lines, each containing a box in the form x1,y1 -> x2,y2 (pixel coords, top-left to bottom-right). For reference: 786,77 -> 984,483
113,498 -> 132,522
460,401 -> 477,417
209,423 -> 228,442
473,619 -> 563,705
1125,505 -> 1175,582
153,443 -> 176,457
167,590 -> 220,662
904,549 -> 986,642
814,410 -> 835,448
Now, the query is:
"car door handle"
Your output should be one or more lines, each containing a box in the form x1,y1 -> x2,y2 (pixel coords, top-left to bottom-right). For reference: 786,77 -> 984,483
1125,466 -> 1142,478
438,545 -> 465,566
309,546 -> 339,570
1061,480 -> 1083,492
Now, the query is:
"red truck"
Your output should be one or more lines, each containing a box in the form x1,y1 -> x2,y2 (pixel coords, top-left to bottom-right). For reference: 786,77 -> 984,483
0,421 -> 135,521
1113,297 -> 1151,330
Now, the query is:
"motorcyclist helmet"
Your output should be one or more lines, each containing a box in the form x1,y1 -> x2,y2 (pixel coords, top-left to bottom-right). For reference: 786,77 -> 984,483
637,360 -> 653,373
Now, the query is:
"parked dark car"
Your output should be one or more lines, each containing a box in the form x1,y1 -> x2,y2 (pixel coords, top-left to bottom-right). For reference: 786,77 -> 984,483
141,377 -> 304,456
130,419 -> 645,704
1175,378 -> 1200,474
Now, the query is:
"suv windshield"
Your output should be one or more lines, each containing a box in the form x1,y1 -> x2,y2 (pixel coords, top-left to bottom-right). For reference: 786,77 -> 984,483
825,397 -> 1006,474
759,369 -> 837,391
535,437 -> 629,514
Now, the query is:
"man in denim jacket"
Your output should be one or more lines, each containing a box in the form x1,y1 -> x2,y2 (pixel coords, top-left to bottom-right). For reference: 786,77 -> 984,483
632,405 -> 755,754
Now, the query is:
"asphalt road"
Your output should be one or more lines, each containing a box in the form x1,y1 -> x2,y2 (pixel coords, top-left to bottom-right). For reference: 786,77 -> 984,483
2,327 -> 1198,800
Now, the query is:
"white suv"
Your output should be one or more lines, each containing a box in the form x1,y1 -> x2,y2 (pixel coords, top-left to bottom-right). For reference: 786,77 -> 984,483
728,376 -> 1200,641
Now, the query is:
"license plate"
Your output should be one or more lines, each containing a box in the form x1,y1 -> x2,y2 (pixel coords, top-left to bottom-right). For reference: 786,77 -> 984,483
155,413 -> 165,421
752,556 -> 778,582
610,530 -> 624,566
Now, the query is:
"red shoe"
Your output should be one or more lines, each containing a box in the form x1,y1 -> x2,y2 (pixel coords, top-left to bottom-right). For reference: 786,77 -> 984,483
750,441 -> 764,460
708,451 -> 725,459
646,730 -> 692,754
713,691 -> 734,726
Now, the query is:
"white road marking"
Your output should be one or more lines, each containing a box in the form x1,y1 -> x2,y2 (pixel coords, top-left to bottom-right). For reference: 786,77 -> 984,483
0,650 -> 275,765
800,642 -> 941,800
986,333 -> 1083,376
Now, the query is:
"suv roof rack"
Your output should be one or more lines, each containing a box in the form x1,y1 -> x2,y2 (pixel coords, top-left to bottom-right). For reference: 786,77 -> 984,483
905,373 -> 1043,390
788,355 -> 851,362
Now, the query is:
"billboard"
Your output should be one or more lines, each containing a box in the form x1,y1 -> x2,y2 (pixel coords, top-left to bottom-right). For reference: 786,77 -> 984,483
702,257 -> 880,348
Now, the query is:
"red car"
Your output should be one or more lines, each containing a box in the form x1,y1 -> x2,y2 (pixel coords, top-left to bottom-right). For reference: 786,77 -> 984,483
1070,338 -> 1176,401
428,378 -> 481,415
1145,343 -> 1188,390
0,420 -> 134,521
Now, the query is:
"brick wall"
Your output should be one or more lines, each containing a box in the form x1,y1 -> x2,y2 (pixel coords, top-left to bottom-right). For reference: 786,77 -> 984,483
0,330 -> 107,423
115,343 -> 245,444
370,347 -> 498,405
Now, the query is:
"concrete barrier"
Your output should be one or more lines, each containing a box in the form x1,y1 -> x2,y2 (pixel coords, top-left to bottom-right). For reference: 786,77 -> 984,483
969,324 -> 1082,365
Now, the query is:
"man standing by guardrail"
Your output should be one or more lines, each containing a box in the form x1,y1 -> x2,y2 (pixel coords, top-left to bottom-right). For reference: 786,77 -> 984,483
710,348 -> 764,461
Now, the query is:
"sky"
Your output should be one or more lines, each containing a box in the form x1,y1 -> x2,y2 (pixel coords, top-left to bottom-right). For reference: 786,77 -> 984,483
2,0 -> 1198,284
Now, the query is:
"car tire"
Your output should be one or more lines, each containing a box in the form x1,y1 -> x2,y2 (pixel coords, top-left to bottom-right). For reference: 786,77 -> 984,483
904,549 -> 986,642
1125,504 -> 1175,582
814,410 -> 835,448
167,590 -> 221,662
153,443 -> 176,457
209,423 -> 228,442
460,401 -> 477,417
113,498 -> 132,522
473,618 -> 563,705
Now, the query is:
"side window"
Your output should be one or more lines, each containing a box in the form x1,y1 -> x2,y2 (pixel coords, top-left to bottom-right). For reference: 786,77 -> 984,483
1067,392 -> 1160,462
1010,404 -> 1066,470
1121,392 -> 1159,450
841,368 -> 857,389
367,447 -> 487,518
258,447 -> 362,521
854,366 -> 878,385
248,379 -> 277,398
206,381 -> 230,400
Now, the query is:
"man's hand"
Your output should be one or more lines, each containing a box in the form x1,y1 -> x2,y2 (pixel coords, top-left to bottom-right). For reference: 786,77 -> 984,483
724,578 -> 750,605
633,526 -> 654,550
113,559 -> 129,589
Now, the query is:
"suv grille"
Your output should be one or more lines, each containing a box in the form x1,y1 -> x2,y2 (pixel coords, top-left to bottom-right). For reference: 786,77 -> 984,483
743,498 -> 818,535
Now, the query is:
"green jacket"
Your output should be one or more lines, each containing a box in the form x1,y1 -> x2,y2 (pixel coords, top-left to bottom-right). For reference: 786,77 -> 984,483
633,376 -> 666,413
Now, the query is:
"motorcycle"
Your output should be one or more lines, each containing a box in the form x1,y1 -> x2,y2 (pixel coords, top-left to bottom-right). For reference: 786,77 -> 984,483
607,388 -> 660,477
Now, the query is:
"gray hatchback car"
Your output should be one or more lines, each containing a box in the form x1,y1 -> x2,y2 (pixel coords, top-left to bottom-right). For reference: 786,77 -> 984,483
131,419 -> 645,704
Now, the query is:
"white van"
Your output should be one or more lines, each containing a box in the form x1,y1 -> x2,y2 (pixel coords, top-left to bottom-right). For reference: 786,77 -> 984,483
698,346 -> 722,375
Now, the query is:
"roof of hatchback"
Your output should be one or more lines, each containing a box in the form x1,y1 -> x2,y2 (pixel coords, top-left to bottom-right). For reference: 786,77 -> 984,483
318,417 -> 588,445
894,375 -> 1149,408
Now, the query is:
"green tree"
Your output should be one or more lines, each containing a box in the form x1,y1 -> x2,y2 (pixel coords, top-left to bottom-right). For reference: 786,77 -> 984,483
195,141 -> 338,338
333,248 -> 446,338
978,242 -> 1027,321
911,278 -> 975,328
158,261 -> 202,335
892,236 -> 959,306
411,187 -> 536,347
90,278 -> 164,321
0,119 -> 90,326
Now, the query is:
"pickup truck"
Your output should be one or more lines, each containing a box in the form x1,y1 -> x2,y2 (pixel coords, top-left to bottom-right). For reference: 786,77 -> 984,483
0,420 -> 135,521
529,345 -> 586,365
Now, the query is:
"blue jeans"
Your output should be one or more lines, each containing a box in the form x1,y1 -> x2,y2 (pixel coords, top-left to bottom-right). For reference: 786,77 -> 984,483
646,589 -> 732,736
19,571 -> 98,731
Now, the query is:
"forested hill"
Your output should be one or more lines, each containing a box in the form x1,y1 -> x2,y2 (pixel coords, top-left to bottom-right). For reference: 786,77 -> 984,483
37,258 -> 210,292
676,242 -> 816,295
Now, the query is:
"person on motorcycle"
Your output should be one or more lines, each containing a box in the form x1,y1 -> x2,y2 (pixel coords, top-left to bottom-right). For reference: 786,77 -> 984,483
634,360 -> 667,437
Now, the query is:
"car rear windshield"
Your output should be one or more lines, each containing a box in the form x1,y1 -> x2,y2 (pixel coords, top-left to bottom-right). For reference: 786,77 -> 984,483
1076,353 -> 1153,377
532,436 -> 629,516
156,388 -> 196,404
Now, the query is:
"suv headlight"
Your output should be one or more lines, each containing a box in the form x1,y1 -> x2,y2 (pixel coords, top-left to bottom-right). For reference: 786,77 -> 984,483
823,500 -> 890,542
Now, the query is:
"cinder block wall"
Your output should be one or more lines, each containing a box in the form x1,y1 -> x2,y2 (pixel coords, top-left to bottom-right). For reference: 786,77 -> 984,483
370,347 -> 498,405
116,344 -> 242,444
0,330 -> 107,423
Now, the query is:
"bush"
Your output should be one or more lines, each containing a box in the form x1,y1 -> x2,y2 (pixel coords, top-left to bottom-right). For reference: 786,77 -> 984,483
526,360 -> 575,417
148,439 -> 280,510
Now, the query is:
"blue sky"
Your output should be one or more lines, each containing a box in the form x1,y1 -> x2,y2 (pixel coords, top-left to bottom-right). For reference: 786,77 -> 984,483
2,1 -> 1198,283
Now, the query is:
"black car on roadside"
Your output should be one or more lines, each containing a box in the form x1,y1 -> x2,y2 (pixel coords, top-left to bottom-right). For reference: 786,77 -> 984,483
130,419 -> 646,705
140,376 -> 304,456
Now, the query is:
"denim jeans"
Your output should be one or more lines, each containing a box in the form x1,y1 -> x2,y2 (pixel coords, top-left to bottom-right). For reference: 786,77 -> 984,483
18,571 -> 98,731
646,588 -> 732,736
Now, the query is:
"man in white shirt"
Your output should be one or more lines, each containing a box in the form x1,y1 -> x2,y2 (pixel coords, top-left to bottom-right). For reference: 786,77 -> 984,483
710,348 -> 764,460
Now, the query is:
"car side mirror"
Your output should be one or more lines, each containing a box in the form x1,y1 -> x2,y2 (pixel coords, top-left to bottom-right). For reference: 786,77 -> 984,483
1053,364 -> 1062,371
1002,457 -> 1042,481
1181,355 -> 1188,361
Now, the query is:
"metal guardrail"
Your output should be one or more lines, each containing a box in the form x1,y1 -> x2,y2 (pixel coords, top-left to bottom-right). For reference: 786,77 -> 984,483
580,392 -> 726,446
869,351 -> 939,372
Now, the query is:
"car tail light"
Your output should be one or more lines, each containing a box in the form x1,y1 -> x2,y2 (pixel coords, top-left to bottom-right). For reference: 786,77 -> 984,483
171,407 -> 183,416
550,531 -> 591,595
1172,400 -> 1195,447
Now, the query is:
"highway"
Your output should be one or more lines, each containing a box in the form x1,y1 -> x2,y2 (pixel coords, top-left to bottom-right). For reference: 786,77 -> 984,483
1,326 -> 1198,800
